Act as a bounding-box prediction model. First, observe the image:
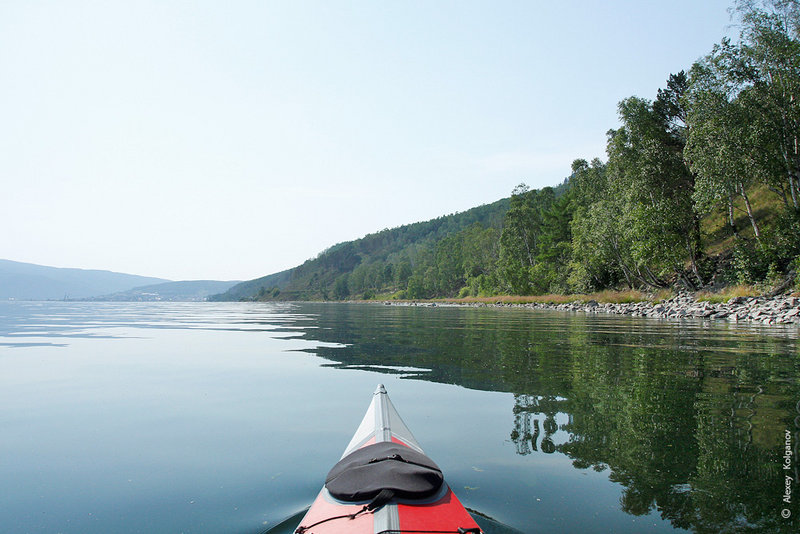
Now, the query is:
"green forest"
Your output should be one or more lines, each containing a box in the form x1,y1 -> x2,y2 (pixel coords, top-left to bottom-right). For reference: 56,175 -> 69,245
215,0 -> 800,303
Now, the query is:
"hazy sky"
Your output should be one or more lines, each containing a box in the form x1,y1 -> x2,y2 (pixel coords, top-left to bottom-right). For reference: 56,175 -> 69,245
2,1 -> 735,281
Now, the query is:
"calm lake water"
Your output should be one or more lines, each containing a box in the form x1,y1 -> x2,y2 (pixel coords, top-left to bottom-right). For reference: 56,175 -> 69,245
1,301 -> 799,533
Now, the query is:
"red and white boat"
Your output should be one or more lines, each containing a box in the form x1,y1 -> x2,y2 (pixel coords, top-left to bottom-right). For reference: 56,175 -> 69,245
295,384 -> 482,534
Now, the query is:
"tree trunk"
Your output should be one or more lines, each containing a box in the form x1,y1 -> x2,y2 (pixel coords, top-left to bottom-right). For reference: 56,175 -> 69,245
641,265 -> 667,289
791,97 -> 798,208
767,270 -> 797,297
679,272 -> 696,291
728,195 -> 739,238
688,211 -> 704,287
769,184 -> 790,207
739,182 -> 761,240
610,238 -> 635,289
617,261 -> 634,289
687,241 -> 704,288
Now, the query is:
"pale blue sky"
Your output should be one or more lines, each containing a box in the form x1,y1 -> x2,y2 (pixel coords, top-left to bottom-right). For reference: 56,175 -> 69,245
1,1 -> 735,281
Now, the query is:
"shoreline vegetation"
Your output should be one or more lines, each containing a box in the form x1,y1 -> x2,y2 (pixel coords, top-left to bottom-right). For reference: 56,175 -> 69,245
415,281 -> 800,306
213,1 -> 800,311
380,287 -> 800,327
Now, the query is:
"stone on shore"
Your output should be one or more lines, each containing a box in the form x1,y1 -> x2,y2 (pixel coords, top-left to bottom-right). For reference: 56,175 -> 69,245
386,292 -> 800,327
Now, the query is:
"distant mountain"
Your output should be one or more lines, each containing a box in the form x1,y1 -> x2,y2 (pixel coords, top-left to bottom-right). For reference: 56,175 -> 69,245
0,259 -> 170,300
211,197 -> 511,301
89,280 -> 240,301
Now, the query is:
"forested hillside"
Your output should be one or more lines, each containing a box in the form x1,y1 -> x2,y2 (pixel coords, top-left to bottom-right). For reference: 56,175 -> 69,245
218,0 -> 799,302
211,196 -> 516,301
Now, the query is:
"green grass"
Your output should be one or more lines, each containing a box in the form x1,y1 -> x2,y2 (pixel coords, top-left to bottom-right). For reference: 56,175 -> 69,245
425,289 -> 660,305
700,184 -> 782,257
375,283 -> 797,305
695,285 -> 760,303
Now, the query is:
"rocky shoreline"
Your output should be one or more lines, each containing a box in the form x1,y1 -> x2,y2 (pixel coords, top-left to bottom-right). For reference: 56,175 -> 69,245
389,293 -> 800,326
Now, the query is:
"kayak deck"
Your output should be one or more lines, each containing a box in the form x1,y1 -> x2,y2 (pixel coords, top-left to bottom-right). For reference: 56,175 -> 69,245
295,384 -> 482,534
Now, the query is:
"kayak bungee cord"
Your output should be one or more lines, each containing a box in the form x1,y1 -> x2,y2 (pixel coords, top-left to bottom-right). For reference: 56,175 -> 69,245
294,489 -> 393,533
292,505 -> 369,533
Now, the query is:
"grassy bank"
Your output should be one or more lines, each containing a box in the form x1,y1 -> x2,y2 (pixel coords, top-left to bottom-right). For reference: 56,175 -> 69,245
435,290 -> 656,305
383,285 -> 799,306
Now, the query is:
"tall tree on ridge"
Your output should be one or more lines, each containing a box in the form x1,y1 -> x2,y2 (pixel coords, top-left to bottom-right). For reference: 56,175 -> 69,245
605,74 -> 704,288
686,0 -> 800,240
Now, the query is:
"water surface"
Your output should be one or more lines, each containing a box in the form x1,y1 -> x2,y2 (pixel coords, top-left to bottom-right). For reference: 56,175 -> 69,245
1,301 -> 798,533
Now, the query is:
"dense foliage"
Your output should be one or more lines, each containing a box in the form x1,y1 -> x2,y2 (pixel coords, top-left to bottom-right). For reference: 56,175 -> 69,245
218,0 -> 799,302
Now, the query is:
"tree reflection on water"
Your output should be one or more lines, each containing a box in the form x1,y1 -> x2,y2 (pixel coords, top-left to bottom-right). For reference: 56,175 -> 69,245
293,303 -> 800,532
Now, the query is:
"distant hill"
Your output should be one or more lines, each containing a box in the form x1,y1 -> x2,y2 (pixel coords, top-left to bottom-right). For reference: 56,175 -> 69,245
211,269 -> 293,301
0,259 -> 170,300
211,197 -> 512,301
89,280 -> 241,301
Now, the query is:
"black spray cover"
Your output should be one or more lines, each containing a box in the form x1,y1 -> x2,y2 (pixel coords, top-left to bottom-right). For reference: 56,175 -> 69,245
325,442 -> 444,502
